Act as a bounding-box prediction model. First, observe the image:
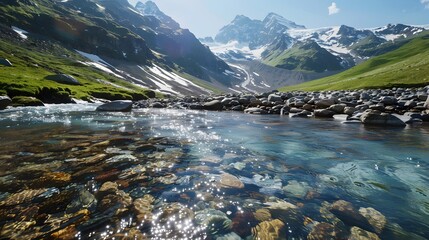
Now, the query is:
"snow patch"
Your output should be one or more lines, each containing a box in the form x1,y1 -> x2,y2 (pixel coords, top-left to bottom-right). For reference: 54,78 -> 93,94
12,26 -> 28,39
76,50 -> 124,79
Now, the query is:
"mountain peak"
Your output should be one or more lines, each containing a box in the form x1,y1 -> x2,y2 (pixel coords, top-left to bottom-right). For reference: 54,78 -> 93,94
135,0 -> 180,29
136,1 -> 161,15
232,15 -> 253,23
263,12 -> 305,30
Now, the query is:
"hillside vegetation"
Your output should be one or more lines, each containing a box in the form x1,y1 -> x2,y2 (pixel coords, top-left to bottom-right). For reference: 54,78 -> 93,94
0,34 -> 154,102
279,32 -> 429,91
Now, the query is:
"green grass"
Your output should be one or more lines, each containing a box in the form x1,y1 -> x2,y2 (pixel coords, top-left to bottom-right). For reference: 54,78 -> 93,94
0,38 -> 153,101
263,41 -> 342,72
176,72 -> 224,95
279,33 -> 429,92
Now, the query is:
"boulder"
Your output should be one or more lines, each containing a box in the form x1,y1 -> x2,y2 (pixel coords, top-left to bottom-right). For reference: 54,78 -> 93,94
11,96 -> 44,107
0,96 -> 12,110
329,200 -> 375,233
359,110 -> 406,127
0,58 -> 12,67
358,207 -> 386,234
151,102 -> 165,108
96,100 -> 133,112
268,94 -> 282,102
314,109 -> 335,118
328,104 -> 346,113
244,107 -> 268,114
315,99 -> 335,109
203,100 -> 223,111
46,74 -> 81,85
349,226 -> 380,240
344,107 -> 357,115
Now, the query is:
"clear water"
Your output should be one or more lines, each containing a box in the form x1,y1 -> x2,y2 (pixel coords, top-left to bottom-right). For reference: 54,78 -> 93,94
0,104 -> 428,239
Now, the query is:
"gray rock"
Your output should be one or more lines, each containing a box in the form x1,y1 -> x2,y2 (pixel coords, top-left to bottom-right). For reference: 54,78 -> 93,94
380,96 -> 397,105
151,102 -> 165,108
0,96 -> 12,110
360,110 -> 406,127
360,92 -> 370,100
315,99 -> 335,108
96,100 -> 133,112
46,74 -> 81,85
328,104 -> 346,113
344,107 -> 357,115
268,94 -> 282,102
314,109 -> 335,118
244,107 -> 268,114
203,100 -> 223,111
424,97 -> 429,109
0,58 -> 12,67
189,103 -> 203,110
404,100 -> 417,108
417,94 -> 428,101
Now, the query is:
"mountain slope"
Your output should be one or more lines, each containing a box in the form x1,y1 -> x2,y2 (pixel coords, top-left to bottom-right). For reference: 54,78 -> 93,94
0,25 -> 154,102
279,31 -> 429,91
0,0 -> 238,97
262,40 -> 343,72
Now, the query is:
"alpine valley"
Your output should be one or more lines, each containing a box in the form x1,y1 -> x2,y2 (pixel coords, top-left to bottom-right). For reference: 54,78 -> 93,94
0,0 -> 428,100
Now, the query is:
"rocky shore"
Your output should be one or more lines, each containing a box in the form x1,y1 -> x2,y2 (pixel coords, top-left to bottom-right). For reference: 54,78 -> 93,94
133,86 -> 429,127
2,86 -> 429,127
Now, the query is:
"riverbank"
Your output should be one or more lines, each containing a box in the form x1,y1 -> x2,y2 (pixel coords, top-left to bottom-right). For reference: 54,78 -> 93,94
3,86 -> 429,127
133,86 -> 429,127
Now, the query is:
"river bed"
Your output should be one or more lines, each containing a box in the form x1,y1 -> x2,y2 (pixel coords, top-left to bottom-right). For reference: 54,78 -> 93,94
0,104 -> 428,239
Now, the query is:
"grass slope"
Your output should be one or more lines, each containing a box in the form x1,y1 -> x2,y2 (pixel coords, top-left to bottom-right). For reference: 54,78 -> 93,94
279,33 -> 429,91
263,41 -> 342,73
0,37 -> 153,101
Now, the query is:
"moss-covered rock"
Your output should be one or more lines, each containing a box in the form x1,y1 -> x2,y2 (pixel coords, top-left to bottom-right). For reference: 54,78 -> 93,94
12,96 -> 44,107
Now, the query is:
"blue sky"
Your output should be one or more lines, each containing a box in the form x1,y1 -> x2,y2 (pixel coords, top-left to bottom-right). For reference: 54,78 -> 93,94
128,0 -> 429,37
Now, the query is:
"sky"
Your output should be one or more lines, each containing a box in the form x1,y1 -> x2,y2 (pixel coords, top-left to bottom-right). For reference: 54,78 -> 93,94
128,0 -> 429,38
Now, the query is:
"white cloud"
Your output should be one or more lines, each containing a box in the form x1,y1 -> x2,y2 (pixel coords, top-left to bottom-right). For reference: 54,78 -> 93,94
328,2 -> 340,15
422,0 -> 429,9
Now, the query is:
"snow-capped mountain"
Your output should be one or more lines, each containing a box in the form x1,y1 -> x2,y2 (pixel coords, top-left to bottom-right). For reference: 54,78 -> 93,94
204,13 -> 428,72
135,0 -> 180,29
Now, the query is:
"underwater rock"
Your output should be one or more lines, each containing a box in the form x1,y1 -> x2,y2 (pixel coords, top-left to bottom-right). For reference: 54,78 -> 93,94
231,211 -> 258,237
133,194 -> 155,222
282,180 -> 311,198
0,188 -> 47,206
307,222 -> 342,240
266,200 -> 298,211
254,208 -> 272,222
216,232 -> 242,240
66,190 -> 97,213
0,220 -> 36,239
106,154 -> 138,163
349,226 -> 380,240
195,209 -> 232,236
50,225 -> 78,240
358,207 -> 386,234
251,219 -> 285,240
329,200 -> 374,232
31,172 -> 71,188
219,173 -> 244,189
155,174 -> 178,185
99,181 -> 119,194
